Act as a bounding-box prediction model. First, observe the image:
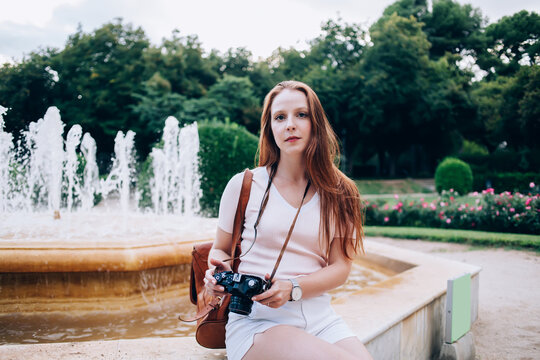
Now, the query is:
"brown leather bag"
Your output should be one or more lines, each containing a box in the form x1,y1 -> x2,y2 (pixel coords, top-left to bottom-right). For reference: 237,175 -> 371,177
185,169 -> 253,349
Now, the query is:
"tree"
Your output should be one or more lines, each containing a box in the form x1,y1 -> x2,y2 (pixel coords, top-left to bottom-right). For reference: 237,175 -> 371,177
130,72 -> 186,156
361,14 -> 432,176
309,18 -> 366,69
144,31 -> 219,97
220,47 -> 253,77
499,65 -> 540,151
470,76 -> 512,151
478,11 -> 540,76
52,20 -> 149,160
421,0 -> 486,59
206,75 -> 260,132
0,49 -> 58,136
382,0 -> 428,20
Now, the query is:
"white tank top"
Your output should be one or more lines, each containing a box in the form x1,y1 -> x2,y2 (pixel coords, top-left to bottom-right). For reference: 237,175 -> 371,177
217,167 -> 331,280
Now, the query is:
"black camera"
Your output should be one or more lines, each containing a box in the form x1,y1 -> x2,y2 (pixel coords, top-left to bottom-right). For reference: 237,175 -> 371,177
214,271 -> 269,315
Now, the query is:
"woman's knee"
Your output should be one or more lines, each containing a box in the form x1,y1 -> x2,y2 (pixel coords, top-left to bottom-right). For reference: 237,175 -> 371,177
244,325 -> 360,360
335,337 -> 373,360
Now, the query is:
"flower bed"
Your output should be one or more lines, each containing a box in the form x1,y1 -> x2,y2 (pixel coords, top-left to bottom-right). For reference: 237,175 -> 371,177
365,185 -> 540,235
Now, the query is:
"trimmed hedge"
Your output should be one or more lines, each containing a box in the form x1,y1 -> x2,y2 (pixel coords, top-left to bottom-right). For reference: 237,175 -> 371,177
434,157 -> 473,195
198,121 -> 259,216
472,172 -> 540,193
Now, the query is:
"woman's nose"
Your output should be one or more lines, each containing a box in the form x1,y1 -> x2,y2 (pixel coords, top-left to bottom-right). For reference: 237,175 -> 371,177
286,116 -> 296,130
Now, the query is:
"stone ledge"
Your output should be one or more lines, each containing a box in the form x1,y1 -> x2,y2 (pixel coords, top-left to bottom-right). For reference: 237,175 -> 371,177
0,239 -> 481,359
0,239 -> 212,272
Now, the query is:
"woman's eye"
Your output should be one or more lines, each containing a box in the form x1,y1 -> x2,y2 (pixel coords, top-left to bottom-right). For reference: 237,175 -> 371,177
298,112 -> 308,118
275,114 -> 285,121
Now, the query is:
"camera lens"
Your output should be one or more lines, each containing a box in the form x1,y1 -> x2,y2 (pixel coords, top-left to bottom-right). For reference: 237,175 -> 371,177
229,295 -> 254,315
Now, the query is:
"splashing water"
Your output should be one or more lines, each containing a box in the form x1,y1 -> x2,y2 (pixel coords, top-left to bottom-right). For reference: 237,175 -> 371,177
100,130 -> 136,214
80,133 -> 99,210
65,125 -> 82,212
28,107 -> 65,213
0,106 -> 202,216
0,105 -> 14,212
150,117 -> 201,216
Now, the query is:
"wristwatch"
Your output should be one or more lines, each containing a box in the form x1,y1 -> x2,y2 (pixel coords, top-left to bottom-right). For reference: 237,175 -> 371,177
289,278 -> 302,301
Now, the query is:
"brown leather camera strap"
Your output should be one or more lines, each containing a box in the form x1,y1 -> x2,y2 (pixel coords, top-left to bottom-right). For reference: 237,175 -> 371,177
267,180 -> 310,284
229,169 -> 254,270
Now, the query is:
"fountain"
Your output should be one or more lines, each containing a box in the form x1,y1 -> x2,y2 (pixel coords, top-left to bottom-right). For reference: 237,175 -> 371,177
0,106 -> 217,342
0,106 -> 480,359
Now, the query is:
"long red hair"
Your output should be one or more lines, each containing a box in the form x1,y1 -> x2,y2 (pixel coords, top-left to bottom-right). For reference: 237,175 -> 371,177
258,80 -> 364,259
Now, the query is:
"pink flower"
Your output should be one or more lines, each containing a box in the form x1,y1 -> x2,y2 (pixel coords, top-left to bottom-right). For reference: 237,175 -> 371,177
477,206 -> 483,211
525,198 -> 532,206
420,198 -> 424,202
384,204 -> 389,210
510,208 -> 515,212
450,196 -> 454,202
446,219 -> 451,224
496,210 -> 500,216
384,217 -> 389,222
394,194 -> 399,199
422,202 -> 428,208
526,206 -> 531,210
397,202 -> 403,207
530,182 -> 536,188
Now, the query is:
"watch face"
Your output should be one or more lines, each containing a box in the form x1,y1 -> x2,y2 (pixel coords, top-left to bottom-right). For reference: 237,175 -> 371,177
292,287 -> 302,301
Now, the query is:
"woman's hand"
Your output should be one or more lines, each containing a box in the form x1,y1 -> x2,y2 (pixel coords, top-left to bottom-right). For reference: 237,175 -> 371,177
204,258 -> 232,297
251,273 -> 293,308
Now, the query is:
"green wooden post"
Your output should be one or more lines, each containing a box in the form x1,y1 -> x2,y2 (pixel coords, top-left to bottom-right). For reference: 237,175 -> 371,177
445,273 -> 471,343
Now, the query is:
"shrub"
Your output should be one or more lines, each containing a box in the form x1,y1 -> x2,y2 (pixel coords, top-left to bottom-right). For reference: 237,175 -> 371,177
472,172 -> 540,193
435,157 -> 473,195
136,120 -> 259,216
364,189 -> 540,235
198,120 -> 259,216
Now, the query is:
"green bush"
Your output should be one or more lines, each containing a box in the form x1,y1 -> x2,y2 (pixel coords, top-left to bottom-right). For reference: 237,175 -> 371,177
198,120 -> 259,216
472,172 -> 540,193
435,157 -> 473,195
136,120 -> 259,216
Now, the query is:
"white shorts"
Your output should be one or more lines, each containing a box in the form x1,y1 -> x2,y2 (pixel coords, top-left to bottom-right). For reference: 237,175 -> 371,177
225,293 -> 355,360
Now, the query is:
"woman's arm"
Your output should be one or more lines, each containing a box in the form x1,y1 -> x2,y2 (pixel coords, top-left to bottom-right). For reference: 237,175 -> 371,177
252,237 -> 352,307
204,227 -> 235,297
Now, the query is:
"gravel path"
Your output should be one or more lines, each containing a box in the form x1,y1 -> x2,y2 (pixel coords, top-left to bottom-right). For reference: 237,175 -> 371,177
371,237 -> 540,360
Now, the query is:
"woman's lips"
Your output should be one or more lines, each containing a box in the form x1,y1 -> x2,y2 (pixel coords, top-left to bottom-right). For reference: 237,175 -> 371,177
285,136 -> 300,142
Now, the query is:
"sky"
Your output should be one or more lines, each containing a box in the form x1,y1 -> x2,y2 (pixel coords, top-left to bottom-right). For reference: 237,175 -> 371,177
0,0 -> 539,64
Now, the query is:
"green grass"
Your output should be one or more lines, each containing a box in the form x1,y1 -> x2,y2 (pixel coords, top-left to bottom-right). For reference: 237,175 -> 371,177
365,226 -> 540,252
363,194 -> 479,206
355,179 -> 433,195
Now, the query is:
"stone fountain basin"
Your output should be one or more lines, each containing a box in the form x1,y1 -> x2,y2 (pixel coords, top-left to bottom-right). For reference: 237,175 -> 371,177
0,214 -> 480,359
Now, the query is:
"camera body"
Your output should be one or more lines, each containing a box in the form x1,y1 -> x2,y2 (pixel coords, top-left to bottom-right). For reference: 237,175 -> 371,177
214,271 -> 269,315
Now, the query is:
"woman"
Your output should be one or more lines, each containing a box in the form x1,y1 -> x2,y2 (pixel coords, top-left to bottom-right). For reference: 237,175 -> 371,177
204,80 -> 372,360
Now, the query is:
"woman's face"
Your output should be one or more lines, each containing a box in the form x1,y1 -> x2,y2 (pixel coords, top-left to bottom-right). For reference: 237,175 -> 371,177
270,89 -> 312,158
